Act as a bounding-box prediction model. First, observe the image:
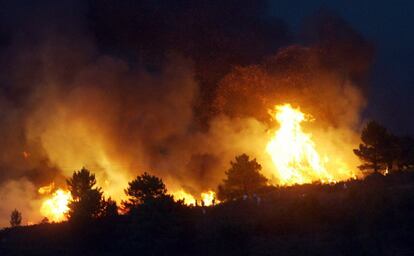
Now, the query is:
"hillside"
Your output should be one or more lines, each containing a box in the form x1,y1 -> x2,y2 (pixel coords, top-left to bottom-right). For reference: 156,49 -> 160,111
1,172 -> 414,256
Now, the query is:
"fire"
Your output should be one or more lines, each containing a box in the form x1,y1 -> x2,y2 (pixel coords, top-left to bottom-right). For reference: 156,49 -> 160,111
266,104 -> 335,185
38,183 -> 54,194
172,190 -> 219,206
173,190 -> 196,205
200,190 -> 219,206
40,189 -> 72,222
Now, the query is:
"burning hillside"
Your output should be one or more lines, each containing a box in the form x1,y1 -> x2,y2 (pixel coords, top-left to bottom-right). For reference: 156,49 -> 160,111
0,1 -> 374,227
2,2 -> 414,256
5,55 -> 366,226
34,101 -> 361,222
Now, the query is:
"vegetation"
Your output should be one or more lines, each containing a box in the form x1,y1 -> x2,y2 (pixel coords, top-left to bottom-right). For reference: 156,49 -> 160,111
218,154 -> 268,201
123,172 -> 169,212
394,136 -> 414,170
2,171 -> 414,255
354,120 -> 414,173
9,209 -> 22,227
100,197 -> 118,218
66,168 -> 103,221
1,120 -> 414,255
354,121 -> 392,172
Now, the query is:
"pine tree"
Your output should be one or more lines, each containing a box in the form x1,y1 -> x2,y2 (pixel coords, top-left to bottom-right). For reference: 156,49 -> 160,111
218,154 -> 268,201
354,121 -> 394,173
123,172 -> 168,212
67,168 -> 103,221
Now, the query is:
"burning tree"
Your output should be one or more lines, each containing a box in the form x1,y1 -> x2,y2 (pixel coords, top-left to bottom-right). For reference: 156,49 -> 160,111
10,209 -> 22,227
66,168 -> 103,221
218,154 -> 268,201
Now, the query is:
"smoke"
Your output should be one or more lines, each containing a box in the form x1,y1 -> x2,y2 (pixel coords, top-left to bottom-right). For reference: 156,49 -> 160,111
0,2 -> 373,225
0,179 -> 42,227
25,55 -> 198,199
213,12 -> 373,181
214,45 -> 367,127
85,0 -> 291,125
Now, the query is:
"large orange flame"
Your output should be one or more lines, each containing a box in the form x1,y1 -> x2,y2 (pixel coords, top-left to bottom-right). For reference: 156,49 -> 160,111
200,190 -> 219,206
39,185 -> 72,222
173,190 -> 196,205
266,104 -> 342,185
172,190 -> 219,206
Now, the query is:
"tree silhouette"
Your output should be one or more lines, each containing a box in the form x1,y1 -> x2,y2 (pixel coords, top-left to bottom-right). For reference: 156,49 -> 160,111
123,172 -> 167,212
67,167 -> 103,221
395,136 -> 414,170
354,121 -> 394,173
218,154 -> 268,201
100,197 -> 118,218
10,209 -> 22,227
40,217 -> 49,224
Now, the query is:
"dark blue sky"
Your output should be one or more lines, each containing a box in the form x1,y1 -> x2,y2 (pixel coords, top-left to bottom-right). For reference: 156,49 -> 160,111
270,0 -> 414,135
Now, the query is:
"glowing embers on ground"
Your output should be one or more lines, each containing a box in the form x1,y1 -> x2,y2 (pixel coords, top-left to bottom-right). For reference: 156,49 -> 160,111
266,104 -> 335,185
38,183 -> 72,222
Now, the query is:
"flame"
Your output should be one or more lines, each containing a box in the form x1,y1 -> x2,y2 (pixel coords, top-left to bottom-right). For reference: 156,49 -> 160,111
173,189 -> 219,206
200,190 -> 219,206
266,104 -> 338,185
172,190 -> 196,206
38,183 -> 55,194
40,189 -> 72,222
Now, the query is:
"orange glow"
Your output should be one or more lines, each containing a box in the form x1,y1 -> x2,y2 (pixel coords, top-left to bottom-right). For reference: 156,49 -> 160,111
173,189 -> 219,206
173,190 -> 196,205
22,151 -> 30,159
200,190 -> 219,206
266,104 -> 356,185
38,183 -> 55,194
40,189 -> 72,222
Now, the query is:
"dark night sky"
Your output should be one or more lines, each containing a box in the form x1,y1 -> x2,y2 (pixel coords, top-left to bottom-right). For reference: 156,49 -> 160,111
270,0 -> 414,135
0,0 -> 413,135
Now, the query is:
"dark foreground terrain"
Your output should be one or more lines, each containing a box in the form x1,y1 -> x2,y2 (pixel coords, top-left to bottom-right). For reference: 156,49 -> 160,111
1,172 -> 414,256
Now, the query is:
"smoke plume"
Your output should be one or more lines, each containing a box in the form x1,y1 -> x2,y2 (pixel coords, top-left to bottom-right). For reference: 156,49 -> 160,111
0,2 -> 373,226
